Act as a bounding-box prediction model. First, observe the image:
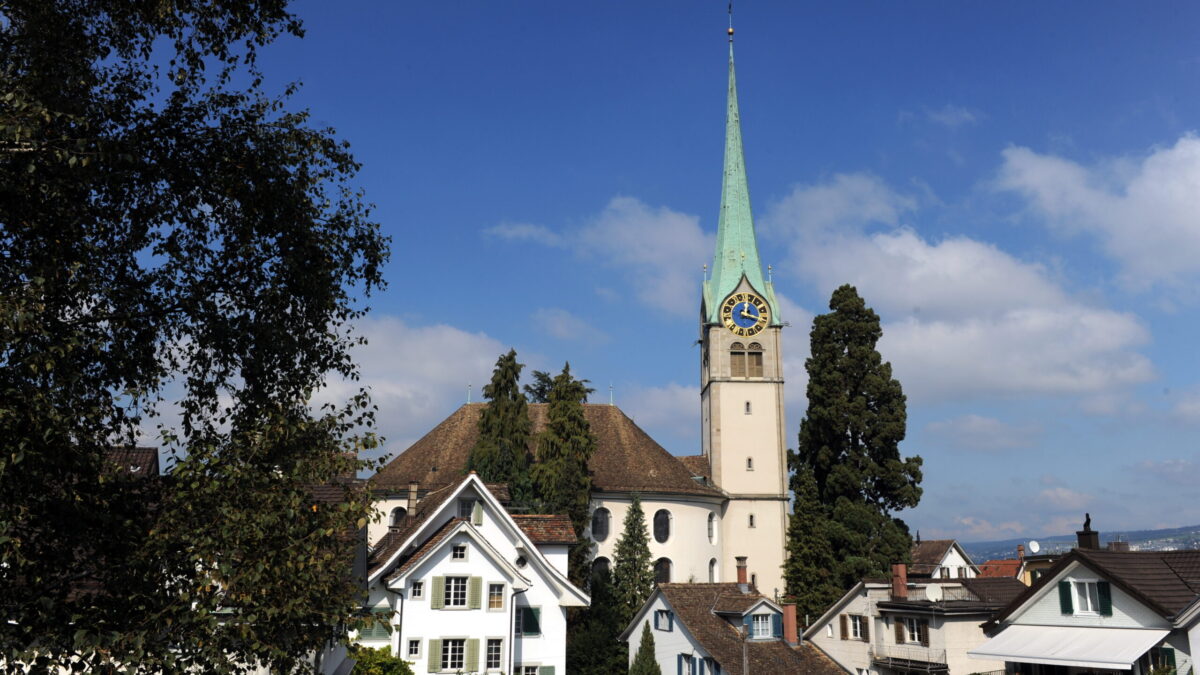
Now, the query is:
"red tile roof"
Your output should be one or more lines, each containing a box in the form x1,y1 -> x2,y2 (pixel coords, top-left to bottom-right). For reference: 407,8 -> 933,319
512,514 -> 576,545
978,559 -> 1023,578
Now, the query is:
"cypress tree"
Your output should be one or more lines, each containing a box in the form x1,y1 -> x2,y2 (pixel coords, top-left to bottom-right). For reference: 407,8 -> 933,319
612,496 -> 655,628
467,349 -> 533,505
628,623 -> 662,675
530,362 -> 597,584
787,284 -> 923,607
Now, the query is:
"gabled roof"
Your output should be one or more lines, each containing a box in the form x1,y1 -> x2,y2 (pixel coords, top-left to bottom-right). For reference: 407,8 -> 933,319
985,548 -> 1200,630
105,446 -> 160,478
910,539 -> 976,575
512,515 -> 576,545
978,558 -> 1023,579
372,403 -> 723,498
625,584 -> 842,675
384,517 -> 530,590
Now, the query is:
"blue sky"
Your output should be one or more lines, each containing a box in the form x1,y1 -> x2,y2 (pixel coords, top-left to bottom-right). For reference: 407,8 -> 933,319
266,2 -> 1200,543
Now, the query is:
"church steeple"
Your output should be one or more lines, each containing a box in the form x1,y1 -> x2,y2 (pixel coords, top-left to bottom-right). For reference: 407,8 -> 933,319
703,32 -> 779,325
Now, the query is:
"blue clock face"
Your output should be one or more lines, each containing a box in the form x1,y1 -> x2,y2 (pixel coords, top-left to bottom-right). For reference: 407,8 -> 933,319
720,292 -> 770,336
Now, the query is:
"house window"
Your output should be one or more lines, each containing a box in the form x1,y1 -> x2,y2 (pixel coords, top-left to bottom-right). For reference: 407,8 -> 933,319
411,581 -> 424,599
390,507 -> 406,526
957,567 -> 966,578
488,583 -> 504,610
407,639 -> 421,658
654,558 -> 672,584
747,343 -> 764,377
520,667 -> 539,675
1075,580 -> 1100,614
842,614 -> 868,641
486,638 -> 503,669
457,499 -> 477,519
707,513 -> 716,543
592,556 -> 610,578
653,509 -> 671,542
752,614 -> 771,638
444,576 -> 467,607
900,617 -> 928,645
1058,579 -> 1112,616
826,624 -> 834,638
591,507 -> 611,541
704,657 -> 720,674
680,654 -> 695,674
452,544 -> 467,560
709,558 -> 717,582
440,638 -> 465,670
746,457 -> 754,470
939,568 -> 950,579
515,607 -> 541,636
730,342 -> 746,377
655,609 -> 674,631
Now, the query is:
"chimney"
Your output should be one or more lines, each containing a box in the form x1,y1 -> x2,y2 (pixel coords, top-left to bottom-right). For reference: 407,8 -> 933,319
1077,513 -> 1099,550
782,603 -> 799,646
407,481 -> 419,513
1107,540 -> 1130,552
735,556 -> 748,591
1017,544 -> 1025,561
891,563 -> 908,600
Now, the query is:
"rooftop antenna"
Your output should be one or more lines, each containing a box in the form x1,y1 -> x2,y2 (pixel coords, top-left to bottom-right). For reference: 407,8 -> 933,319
703,263 -> 708,281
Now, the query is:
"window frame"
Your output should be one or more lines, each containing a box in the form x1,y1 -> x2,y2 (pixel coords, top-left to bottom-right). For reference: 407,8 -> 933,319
410,580 -> 424,600
515,606 -> 542,637
654,609 -> 674,631
488,583 -> 505,611
451,543 -> 468,561
485,637 -> 503,670
653,509 -> 671,543
902,617 -> 921,644
850,614 -> 867,640
457,498 -> 478,519
407,638 -> 421,658
591,507 -> 611,542
707,512 -> 716,543
751,614 -> 771,639
444,576 -> 468,608
440,638 -> 466,671
1073,579 -> 1101,615
654,557 -> 672,584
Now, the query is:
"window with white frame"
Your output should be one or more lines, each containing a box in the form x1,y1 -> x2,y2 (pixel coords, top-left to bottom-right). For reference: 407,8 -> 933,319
451,543 -> 467,560
486,638 -> 502,670
826,623 -> 833,638
410,580 -> 424,599
440,638 -> 465,670
520,667 -> 539,675
850,615 -> 867,640
654,609 -> 674,631
680,654 -> 695,674
407,639 -> 421,658
488,583 -> 504,610
444,576 -> 467,607
1075,580 -> 1101,614
751,613 -> 771,638
902,617 -> 927,644
457,499 -> 477,519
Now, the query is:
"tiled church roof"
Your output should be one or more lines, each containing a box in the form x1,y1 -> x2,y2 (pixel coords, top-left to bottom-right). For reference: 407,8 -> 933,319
372,403 -> 722,498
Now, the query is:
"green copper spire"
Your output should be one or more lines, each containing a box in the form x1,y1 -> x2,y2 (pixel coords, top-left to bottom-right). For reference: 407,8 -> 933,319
704,38 -> 779,325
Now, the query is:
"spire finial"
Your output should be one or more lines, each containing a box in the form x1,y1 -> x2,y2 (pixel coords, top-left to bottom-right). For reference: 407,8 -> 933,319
728,1 -> 734,41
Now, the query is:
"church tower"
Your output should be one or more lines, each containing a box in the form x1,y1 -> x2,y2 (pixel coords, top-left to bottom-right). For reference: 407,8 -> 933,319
700,27 -> 789,597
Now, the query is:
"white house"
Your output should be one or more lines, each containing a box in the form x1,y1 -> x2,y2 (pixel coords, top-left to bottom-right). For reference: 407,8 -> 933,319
909,539 -> 980,580
360,474 -> 588,674
619,560 -> 843,675
805,563 -> 1025,675
970,527 -> 1200,674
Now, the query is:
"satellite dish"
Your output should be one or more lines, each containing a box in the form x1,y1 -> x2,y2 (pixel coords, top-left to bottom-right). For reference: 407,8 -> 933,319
925,584 -> 943,601
1028,540 -> 1041,554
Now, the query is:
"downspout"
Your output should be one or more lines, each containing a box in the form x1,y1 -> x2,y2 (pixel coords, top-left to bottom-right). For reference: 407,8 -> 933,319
509,587 -> 528,675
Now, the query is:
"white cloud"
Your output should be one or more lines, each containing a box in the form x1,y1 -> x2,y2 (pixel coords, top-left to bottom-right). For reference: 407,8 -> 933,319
1133,458 -> 1198,486
483,222 -> 564,247
312,315 -> 508,456
925,414 -> 1040,452
1171,392 -> 1200,423
1035,486 -> 1093,512
953,516 -> 1026,539
762,173 -> 1154,404
530,307 -> 608,344
925,104 -> 979,128
996,135 -> 1200,291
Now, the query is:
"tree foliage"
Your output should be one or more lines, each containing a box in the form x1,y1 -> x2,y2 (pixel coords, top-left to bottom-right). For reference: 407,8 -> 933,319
467,349 -> 533,505
782,465 -> 841,622
524,368 -> 594,403
530,362 -> 596,584
786,285 -> 922,611
611,497 -> 655,628
567,568 -> 628,675
0,1 -> 388,671
628,623 -> 662,675
349,646 -> 415,675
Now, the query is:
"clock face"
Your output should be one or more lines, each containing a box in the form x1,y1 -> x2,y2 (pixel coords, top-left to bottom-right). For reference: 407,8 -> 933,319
720,292 -> 770,336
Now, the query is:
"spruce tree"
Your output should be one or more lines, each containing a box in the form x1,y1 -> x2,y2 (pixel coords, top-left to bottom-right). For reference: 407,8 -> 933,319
524,368 -> 595,403
782,465 -> 841,622
787,284 -> 923,608
612,496 -> 655,628
467,349 -> 533,505
567,568 -> 628,675
530,362 -> 596,584
629,623 -> 662,675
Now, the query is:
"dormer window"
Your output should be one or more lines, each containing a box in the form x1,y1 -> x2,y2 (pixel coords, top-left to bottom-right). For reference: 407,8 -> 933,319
751,614 -> 771,639
451,544 -> 467,560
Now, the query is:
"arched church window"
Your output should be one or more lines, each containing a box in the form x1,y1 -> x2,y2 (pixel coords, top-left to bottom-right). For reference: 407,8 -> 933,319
709,558 -> 717,582
707,513 -> 716,543
747,342 -> 764,378
744,401 -> 752,414
592,556 -> 610,578
390,507 -> 407,527
748,513 -> 756,528
746,456 -> 754,470
729,342 -> 746,378
653,509 -> 671,543
654,558 -> 672,584
591,507 -> 610,542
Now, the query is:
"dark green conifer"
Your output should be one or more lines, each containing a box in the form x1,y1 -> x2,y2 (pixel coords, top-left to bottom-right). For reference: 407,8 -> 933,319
782,465 -> 841,622
567,568 -> 628,675
628,623 -> 662,675
787,284 -> 923,608
467,349 -> 533,505
530,362 -> 596,583
524,368 -> 594,403
612,496 -> 655,627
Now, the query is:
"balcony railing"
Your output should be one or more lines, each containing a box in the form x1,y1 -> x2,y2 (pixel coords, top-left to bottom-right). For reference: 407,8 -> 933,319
870,644 -> 948,671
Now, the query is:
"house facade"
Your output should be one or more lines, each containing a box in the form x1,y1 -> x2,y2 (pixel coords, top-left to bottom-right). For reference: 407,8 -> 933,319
805,563 -> 1025,675
360,474 -> 588,674
970,528 -> 1200,674
909,539 -> 980,580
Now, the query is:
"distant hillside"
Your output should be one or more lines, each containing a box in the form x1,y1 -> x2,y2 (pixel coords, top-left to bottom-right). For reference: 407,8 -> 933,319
960,523 -> 1200,563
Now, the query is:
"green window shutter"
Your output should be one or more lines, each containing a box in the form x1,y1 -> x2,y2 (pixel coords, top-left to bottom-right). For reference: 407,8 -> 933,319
522,607 -> 542,635
539,667 -> 555,675
431,576 -> 445,610
1164,647 -> 1177,668
472,501 -> 483,526
428,639 -> 441,672
466,639 -> 479,672
1098,581 -> 1113,616
1058,580 -> 1073,614
468,576 -> 483,609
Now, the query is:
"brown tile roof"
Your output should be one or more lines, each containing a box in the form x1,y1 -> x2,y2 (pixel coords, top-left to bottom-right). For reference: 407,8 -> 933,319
910,539 -> 957,575
678,454 -> 710,480
657,584 -> 842,675
512,514 -> 576,545
385,518 -> 464,582
978,559 -> 1023,579
372,403 -> 722,498
104,446 -> 160,478
960,577 -> 1028,606
367,483 -> 459,575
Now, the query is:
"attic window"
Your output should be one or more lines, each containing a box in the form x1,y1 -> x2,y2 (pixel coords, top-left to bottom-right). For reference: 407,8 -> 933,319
752,614 -> 771,639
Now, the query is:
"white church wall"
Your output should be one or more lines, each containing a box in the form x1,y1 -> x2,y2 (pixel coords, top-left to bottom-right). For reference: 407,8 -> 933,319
589,494 -> 723,584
